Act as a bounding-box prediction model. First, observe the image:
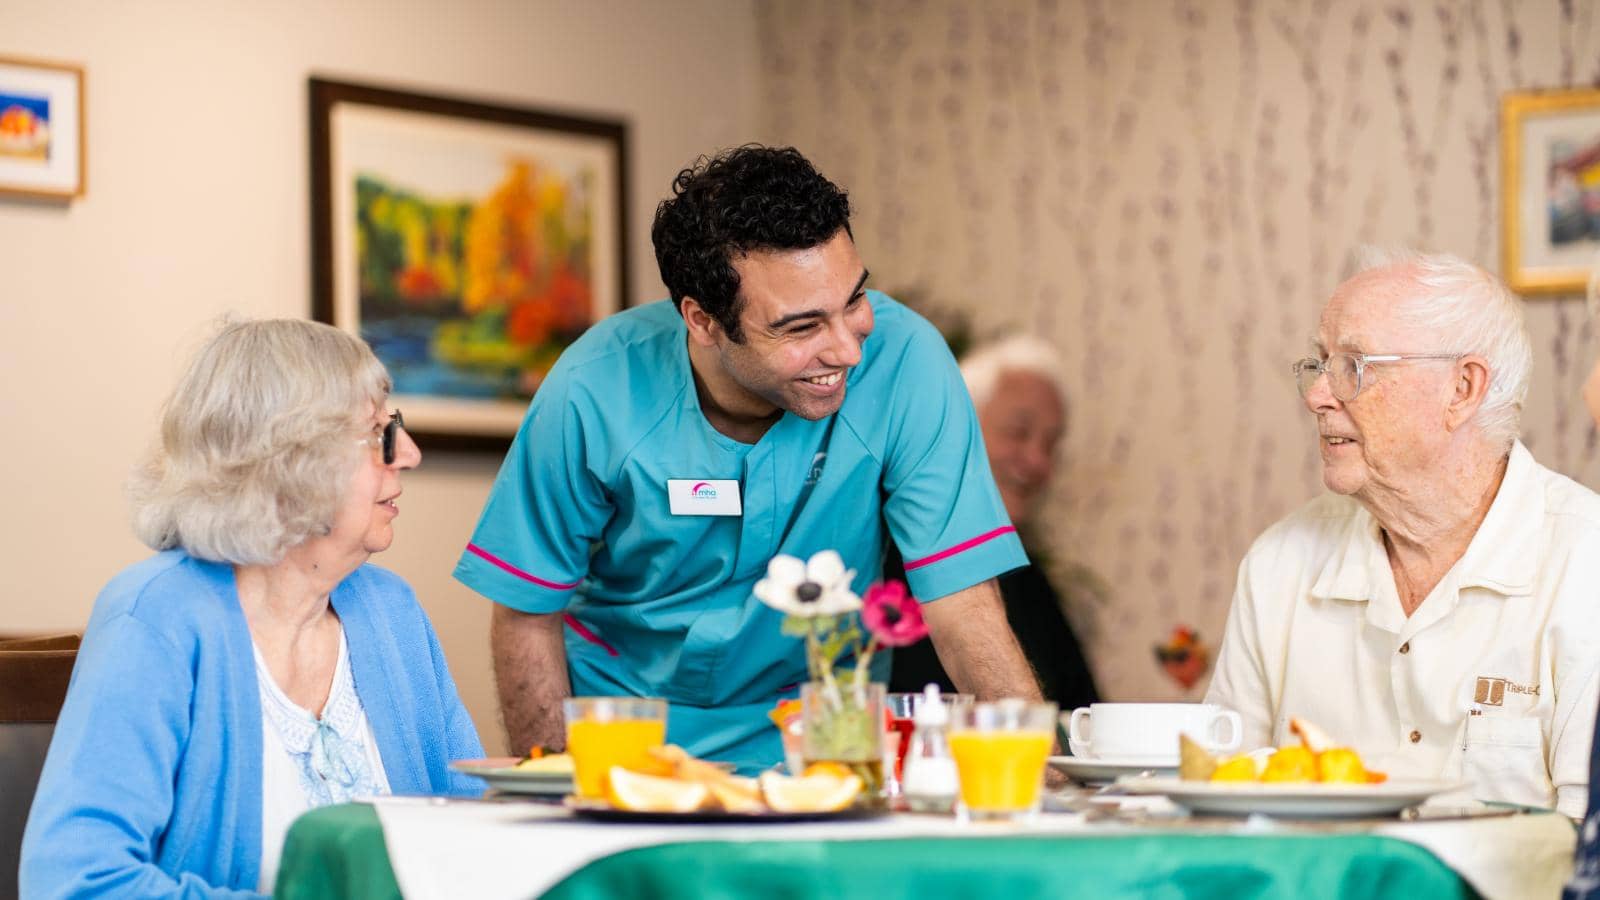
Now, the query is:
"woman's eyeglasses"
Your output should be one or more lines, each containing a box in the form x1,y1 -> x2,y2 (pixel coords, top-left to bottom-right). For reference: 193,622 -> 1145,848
359,410 -> 406,464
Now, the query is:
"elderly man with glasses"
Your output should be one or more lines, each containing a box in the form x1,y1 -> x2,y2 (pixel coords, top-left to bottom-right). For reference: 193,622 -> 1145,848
1206,250 -> 1600,818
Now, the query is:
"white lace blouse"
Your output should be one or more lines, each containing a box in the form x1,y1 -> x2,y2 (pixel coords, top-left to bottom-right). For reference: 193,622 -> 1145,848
253,628 -> 390,892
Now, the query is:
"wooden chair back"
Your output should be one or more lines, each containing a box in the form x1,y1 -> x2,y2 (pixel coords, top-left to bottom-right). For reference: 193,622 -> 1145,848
0,633 -> 81,900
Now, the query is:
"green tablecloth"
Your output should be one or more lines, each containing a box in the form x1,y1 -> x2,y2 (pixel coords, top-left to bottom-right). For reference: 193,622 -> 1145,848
276,803 -> 1478,900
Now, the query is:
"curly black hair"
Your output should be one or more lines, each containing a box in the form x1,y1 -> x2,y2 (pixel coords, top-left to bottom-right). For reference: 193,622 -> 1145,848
651,145 -> 852,341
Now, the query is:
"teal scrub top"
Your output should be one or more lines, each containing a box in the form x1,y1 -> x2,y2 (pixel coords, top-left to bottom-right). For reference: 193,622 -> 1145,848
453,293 -> 1026,771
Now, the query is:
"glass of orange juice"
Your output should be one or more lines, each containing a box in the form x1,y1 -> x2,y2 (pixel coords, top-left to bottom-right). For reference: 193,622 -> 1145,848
948,699 -> 1058,822
563,696 -> 668,799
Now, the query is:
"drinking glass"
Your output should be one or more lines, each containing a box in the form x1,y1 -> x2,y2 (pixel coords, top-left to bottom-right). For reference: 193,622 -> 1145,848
801,681 -> 886,801
948,699 -> 1058,822
563,696 -> 667,799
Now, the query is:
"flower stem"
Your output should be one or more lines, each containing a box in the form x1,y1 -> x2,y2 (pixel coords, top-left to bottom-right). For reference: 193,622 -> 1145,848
804,619 -> 821,683
807,618 -> 842,710
854,637 -> 879,695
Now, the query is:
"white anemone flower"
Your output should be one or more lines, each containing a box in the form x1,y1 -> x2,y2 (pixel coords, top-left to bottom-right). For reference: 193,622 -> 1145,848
754,550 -> 861,618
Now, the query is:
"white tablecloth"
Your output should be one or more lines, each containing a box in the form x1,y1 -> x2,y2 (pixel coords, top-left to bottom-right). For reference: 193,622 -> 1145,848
369,796 -> 1575,900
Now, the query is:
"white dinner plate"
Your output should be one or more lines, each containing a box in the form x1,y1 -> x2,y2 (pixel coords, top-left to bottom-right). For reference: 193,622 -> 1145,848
1048,755 -> 1179,784
451,757 -> 574,796
1116,775 -> 1467,819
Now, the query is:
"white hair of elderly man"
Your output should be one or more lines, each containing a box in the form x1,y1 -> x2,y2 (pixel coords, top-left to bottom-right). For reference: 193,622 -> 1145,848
960,334 -> 1069,409
1348,246 -> 1533,452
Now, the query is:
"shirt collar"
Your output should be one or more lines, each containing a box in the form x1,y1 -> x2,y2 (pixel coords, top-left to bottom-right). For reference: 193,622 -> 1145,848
1309,441 -> 1540,603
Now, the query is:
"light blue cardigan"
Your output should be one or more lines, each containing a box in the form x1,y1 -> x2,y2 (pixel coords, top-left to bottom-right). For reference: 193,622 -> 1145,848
20,551 -> 485,898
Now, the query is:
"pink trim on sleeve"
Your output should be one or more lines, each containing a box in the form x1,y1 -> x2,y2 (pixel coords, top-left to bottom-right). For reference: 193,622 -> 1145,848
902,526 -> 1017,571
465,543 -> 581,591
563,615 -> 620,657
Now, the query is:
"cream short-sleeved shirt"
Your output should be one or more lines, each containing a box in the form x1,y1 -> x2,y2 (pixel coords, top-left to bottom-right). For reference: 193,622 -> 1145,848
1206,441 -> 1600,818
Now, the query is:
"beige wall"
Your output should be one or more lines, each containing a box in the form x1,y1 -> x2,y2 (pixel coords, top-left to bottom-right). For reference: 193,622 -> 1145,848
10,0 -> 1600,752
755,0 -> 1600,701
0,0 -> 758,752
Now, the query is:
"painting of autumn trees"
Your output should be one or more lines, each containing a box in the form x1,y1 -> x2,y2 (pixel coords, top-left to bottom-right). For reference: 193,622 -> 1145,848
356,156 -> 602,400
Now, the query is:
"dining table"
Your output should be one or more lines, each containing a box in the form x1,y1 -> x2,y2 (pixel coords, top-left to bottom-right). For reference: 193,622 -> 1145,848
274,789 -> 1576,900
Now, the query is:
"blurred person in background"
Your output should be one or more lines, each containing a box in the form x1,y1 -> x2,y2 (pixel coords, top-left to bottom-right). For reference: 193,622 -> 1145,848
890,334 -> 1100,711
22,319 -> 483,898
1208,250 -> 1600,818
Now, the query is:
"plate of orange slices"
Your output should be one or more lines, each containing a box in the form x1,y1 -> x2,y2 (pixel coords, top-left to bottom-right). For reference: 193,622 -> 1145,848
1117,717 -> 1464,818
563,747 -> 887,823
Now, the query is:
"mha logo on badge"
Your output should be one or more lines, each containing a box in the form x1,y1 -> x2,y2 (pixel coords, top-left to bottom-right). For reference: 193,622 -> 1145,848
667,478 -> 740,516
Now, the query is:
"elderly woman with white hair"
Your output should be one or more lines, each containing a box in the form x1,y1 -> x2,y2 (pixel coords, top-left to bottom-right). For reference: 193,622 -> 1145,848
21,319 -> 483,898
1206,250 -> 1600,817
890,335 -> 1100,711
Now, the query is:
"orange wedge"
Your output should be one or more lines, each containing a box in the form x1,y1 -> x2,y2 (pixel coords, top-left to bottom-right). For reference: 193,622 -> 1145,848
1289,717 -> 1336,754
1261,746 -> 1317,783
514,752 -> 574,773
1316,747 -> 1370,784
605,766 -> 709,812
707,776 -> 765,813
769,699 -> 803,728
1210,754 -> 1260,782
621,744 -> 691,777
802,761 -> 854,779
759,771 -> 862,813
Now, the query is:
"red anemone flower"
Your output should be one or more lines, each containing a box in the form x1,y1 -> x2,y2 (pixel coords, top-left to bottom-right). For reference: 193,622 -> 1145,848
860,580 -> 927,647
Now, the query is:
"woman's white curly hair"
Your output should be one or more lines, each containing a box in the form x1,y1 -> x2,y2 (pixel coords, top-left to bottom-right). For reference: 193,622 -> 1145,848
129,318 -> 391,565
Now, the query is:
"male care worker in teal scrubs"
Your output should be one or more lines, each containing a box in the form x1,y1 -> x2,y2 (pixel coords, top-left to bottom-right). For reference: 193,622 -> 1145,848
454,146 -> 1044,770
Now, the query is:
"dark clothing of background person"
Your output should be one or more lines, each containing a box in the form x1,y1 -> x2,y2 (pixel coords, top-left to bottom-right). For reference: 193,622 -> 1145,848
1562,711 -> 1600,898
887,546 -> 1099,710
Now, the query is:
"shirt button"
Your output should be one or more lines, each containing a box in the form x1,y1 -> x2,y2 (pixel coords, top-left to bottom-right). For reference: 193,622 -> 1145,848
1399,642 -> 1410,654
1408,730 -> 1422,744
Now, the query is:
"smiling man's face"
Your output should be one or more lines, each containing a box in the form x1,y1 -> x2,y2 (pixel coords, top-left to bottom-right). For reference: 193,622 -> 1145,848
1304,267 -> 1458,501
708,228 -> 875,421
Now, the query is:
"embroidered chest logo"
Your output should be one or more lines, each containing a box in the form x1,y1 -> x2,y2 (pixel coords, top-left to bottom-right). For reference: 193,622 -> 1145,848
803,452 -> 827,486
1473,676 -> 1540,706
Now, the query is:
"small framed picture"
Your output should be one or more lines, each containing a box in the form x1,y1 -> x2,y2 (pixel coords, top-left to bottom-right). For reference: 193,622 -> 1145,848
309,77 -> 630,452
0,56 -> 85,199
1501,87 -> 1600,294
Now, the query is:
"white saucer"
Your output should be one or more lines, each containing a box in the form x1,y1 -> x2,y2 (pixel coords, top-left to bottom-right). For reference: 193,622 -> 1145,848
1049,754 -> 1179,784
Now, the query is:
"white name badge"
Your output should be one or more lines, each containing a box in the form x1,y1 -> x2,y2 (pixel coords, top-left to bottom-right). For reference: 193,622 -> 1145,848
667,479 -> 743,516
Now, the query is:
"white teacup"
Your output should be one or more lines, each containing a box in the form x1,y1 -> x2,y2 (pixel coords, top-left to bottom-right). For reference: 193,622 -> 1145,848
1064,702 -> 1241,761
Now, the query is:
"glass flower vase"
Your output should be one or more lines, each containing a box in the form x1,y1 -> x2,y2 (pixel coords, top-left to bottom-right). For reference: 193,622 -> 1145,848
800,680 -> 886,804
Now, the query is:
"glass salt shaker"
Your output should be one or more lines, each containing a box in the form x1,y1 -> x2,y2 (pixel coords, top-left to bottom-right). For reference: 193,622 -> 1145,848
901,684 -> 959,814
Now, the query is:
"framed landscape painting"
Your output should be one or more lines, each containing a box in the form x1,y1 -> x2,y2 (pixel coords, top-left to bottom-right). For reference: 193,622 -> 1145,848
0,56 -> 84,199
310,77 -> 629,451
1502,87 -> 1600,294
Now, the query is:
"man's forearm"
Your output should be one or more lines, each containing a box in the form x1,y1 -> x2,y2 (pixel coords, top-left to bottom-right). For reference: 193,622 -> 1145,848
490,605 -> 571,755
923,578 -> 1043,701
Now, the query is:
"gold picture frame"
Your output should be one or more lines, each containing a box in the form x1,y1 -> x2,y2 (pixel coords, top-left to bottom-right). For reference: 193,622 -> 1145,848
0,55 -> 85,200
1501,87 -> 1600,294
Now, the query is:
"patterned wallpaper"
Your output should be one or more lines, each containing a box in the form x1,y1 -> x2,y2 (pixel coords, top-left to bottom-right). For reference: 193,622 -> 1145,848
754,0 -> 1600,700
